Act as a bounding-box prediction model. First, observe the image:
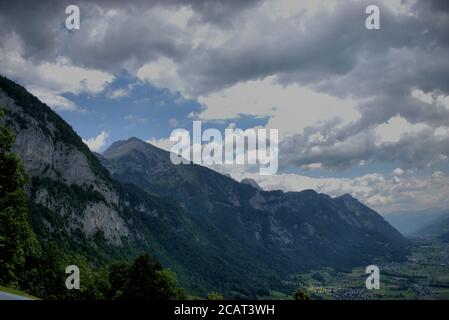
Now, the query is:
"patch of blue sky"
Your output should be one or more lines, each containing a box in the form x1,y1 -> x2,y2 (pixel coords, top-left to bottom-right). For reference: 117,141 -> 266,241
55,75 -> 198,146
54,74 -> 269,150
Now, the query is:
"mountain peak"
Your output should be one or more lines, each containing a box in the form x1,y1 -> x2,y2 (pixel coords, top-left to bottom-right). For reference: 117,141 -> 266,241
241,178 -> 264,191
127,136 -> 145,143
334,194 -> 365,208
339,193 -> 356,200
103,136 -> 164,159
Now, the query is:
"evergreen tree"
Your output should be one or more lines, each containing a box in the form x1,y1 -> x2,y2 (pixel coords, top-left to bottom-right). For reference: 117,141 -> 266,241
293,288 -> 310,301
155,268 -> 186,300
207,291 -> 224,300
122,254 -> 159,299
108,261 -> 130,299
29,242 -> 66,299
121,253 -> 185,300
0,107 -> 37,286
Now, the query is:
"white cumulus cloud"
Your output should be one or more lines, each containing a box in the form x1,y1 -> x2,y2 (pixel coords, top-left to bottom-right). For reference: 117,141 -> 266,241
83,131 -> 109,152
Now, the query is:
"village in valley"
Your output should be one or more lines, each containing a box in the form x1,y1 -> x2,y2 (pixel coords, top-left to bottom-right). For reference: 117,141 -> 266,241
269,240 -> 449,300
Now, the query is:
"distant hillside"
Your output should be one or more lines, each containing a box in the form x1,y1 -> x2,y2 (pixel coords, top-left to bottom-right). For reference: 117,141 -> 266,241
101,137 -> 409,271
414,212 -> 449,241
384,210 -> 449,236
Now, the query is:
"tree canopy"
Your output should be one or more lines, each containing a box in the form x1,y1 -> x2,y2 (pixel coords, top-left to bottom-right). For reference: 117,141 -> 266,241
0,107 -> 38,286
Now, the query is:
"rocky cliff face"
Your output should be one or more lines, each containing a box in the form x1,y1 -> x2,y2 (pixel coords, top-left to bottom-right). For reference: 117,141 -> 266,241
0,80 -> 128,246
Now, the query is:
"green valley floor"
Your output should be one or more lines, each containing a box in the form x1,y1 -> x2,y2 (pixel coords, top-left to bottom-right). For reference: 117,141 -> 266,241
266,240 -> 449,300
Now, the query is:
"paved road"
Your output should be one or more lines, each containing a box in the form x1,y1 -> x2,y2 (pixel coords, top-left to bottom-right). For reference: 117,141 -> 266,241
0,291 -> 32,300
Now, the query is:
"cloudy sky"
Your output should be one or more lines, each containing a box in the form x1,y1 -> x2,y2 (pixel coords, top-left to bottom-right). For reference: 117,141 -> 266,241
1,0 -> 449,215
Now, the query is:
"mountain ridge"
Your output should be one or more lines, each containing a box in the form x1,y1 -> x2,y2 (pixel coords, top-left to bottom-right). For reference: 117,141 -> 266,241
414,212 -> 449,240
1,74 -> 409,297
101,136 -> 409,269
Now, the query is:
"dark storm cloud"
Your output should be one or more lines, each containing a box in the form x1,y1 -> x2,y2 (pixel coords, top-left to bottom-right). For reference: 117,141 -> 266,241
276,89 -> 449,171
178,0 -> 262,26
279,115 -> 449,171
413,0 -> 449,14
187,0 -> 449,96
0,0 -> 64,61
177,1 -> 391,95
1,0 -> 449,172
0,0 -> 259,69
2,0 -> 448,96
0,1 -> 183,70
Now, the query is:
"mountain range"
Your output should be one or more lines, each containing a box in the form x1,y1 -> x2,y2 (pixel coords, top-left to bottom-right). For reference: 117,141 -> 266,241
384,210 -> 449,236
413,212 -> 449,241
0,75 -> 408,297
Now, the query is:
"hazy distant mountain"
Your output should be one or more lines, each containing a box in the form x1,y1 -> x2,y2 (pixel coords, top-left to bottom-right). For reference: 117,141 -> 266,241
241,178 -> 264,191
384,210 -> 449,236
414,212 -> 449,240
